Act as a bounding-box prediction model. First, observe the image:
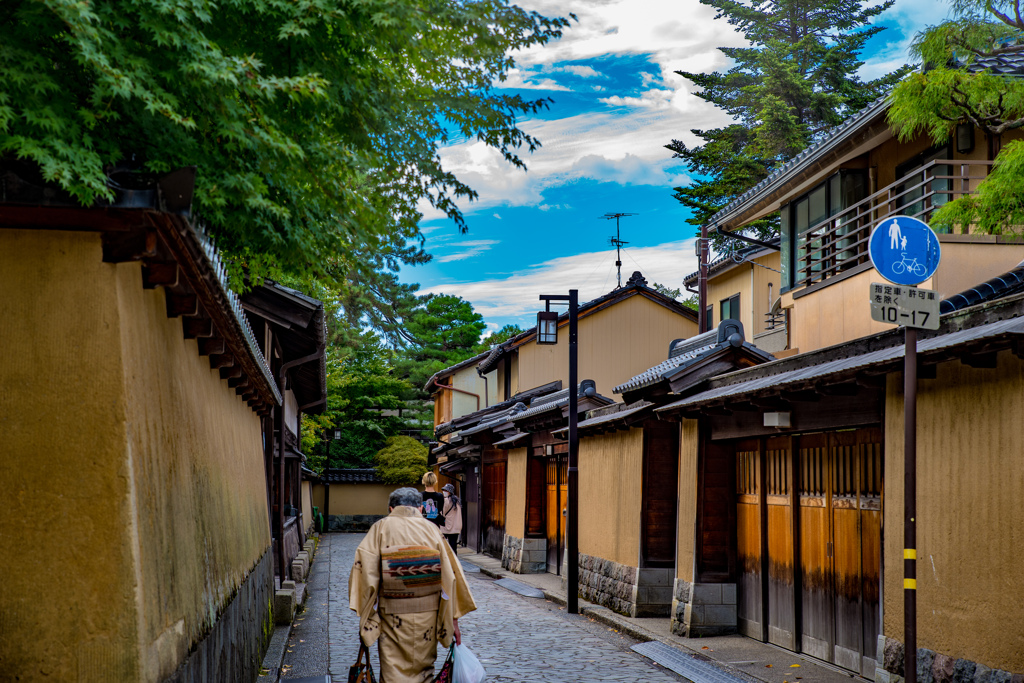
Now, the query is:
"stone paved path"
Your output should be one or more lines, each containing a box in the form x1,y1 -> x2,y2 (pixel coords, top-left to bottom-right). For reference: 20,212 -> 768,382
281,533 -> 684,682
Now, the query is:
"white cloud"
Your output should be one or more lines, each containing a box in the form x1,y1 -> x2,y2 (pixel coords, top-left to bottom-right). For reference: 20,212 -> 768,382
421,239 -> 699,322
493,213 -> 502,219
435,239 -> 501,263
502,68 -> 572,91
556,64 -> 605,78
599,88 -> 674,109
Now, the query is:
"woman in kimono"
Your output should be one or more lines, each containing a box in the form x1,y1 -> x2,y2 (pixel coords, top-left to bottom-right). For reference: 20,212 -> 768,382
349,487 -> 477,682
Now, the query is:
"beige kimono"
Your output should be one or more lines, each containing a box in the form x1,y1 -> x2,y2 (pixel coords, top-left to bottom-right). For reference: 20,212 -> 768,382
349,505 -> 477,683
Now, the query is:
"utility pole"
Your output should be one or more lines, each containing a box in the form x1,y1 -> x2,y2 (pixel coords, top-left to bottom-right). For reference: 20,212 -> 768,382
601,213 -> 637,288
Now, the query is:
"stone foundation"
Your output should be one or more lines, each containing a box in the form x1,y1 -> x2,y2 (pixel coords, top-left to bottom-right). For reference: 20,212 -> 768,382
326,514 -> 385,532
873,637 -> 1022,683
163,548 -> 275,683
501,535 -> 547,574
568,553 -> 673,617
670,578 -> 737,637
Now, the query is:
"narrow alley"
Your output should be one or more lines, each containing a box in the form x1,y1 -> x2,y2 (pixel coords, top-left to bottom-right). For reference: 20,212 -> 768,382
272,534 -> 687,682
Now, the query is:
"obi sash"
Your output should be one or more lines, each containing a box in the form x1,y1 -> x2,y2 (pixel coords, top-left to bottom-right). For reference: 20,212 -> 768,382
379,545 -> 443,614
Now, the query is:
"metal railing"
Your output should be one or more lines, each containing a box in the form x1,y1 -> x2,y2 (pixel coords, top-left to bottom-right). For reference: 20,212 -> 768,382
795,160 -> 993,288
764,309 -> 787,331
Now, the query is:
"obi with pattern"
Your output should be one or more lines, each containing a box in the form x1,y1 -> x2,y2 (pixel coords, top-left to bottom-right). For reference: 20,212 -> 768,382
380,545 -> 442,614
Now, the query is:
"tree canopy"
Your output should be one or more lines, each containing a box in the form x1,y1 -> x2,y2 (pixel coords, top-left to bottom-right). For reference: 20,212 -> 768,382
1,0 -> 569,303
667,0 -> 910,247
888,0 -> 1024,234
395,294 -> 487,392
374,436 -> 429,485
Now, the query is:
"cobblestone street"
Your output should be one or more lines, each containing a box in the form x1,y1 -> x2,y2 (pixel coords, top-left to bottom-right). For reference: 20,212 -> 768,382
280,533 -> 684,682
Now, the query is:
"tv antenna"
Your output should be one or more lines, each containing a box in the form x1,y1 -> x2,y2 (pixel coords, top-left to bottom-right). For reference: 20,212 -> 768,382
601,212 -> 637,288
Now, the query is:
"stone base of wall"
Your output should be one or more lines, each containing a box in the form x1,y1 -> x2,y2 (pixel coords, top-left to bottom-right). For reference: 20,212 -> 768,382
874,636 -> 1022,683
501,535 -> 547,574
568,553 -> 673,618
163,548 -> 275,683
326,514 -> 385,532
670,579 -> 737,637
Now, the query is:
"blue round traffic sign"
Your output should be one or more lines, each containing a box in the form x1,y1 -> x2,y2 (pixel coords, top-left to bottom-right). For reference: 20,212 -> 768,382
868,216 -> 941,286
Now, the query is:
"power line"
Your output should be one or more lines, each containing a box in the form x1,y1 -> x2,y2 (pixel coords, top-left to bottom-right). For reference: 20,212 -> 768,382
600,212 -> 637,288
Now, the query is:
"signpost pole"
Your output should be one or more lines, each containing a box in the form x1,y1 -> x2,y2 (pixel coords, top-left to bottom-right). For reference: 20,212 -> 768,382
904,326 -> 918,683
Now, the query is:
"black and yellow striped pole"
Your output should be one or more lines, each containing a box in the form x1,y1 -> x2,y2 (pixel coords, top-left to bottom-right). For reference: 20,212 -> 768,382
904,327 -> 918,683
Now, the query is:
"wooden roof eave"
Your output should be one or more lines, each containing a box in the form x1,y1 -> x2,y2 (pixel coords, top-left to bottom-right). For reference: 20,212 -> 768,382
713,117 -> 892,234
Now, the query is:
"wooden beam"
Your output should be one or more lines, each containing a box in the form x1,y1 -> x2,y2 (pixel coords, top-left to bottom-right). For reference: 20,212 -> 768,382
220,365 -> 243,380
962,351 -> 998,369
198,337 -> 225,356
166,292 -> 198,317
183,316 -> 213,340
209,353 -> 234,369
728,401 -> 760,412
855,373 -> 887,389
781,388 -> 821,402
229,375 -> 250,390
142,261 -> 178,289
750,396 -> 792,411
102,230 -> 157,263
818,382 -> 860,396
703,405 -> 733,416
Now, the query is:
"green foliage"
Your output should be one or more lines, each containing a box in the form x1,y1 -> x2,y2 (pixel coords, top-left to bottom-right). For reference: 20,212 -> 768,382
1,0 -> 569,297
681,294 -> 699,311
667,0 -> 910,248
395,294 -> 487,393
887,0 -> 1024,235
480,324 -> 524,348
652,282 -> 682,300
374,436 -> 429,485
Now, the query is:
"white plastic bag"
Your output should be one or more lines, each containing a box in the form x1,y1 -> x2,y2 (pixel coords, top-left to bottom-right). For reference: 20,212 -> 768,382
452,642 -> 486,683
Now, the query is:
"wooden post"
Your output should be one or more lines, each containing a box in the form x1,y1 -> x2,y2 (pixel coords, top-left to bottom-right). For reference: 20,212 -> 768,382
568,289 -> 579,614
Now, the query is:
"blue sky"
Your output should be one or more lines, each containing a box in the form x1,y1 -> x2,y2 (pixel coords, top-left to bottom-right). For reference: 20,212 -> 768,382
401,0 -> 942,337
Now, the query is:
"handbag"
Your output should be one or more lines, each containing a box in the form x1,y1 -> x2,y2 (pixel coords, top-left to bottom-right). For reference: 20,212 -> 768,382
348,641 -> 377,683
434,643 -> 455,683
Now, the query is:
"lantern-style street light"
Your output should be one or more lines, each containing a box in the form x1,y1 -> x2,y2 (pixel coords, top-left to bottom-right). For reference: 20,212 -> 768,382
538,290 -> 579,614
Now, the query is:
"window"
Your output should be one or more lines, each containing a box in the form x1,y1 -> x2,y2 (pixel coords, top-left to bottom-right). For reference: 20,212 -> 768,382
720,294 -> 740,322
780,168 -> 869,291
705,305 -> 713,331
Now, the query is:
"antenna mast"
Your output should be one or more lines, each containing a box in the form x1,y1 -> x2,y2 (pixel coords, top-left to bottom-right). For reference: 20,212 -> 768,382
601,212 -> 637,288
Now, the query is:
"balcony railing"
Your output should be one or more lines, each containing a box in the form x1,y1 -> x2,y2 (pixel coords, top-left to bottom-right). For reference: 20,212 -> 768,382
764,308 -> 787,331
795,159 -> 993,288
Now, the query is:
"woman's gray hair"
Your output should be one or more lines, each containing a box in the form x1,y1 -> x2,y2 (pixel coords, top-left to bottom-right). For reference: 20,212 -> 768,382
389,487 -> 423,509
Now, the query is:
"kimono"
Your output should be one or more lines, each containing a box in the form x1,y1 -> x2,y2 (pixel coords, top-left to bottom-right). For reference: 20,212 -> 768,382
349,505 -> 477,683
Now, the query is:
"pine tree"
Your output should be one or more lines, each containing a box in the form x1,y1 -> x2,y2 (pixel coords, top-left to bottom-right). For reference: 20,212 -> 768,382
667,0 -> 910,247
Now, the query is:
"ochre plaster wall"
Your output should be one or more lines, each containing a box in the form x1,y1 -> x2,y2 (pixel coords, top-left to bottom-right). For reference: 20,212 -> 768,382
301,481 -> 314,533
578,429 -> 643,567
327,484 -> 394,516
505,448 -> 528,538
0,230 -> 141,680
884,352 -> 1024,671
518,295 -> 697,397
933,241 -> 1024,298
115,260 -> 270,681
706,252 -> 781,336
676,420 -> 699,583
0,229 -> 272,682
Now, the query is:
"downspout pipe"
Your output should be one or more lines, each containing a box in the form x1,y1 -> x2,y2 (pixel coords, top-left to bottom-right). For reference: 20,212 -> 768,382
276,345 -> 325,583
431,379 -> 481,412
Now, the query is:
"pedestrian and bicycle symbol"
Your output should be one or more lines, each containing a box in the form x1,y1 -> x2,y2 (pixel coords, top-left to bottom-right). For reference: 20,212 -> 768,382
868,215 -> 941,286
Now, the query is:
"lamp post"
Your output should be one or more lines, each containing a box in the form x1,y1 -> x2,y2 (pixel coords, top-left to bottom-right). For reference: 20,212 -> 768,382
323,428 -> 343,534
538,290 -> 579,614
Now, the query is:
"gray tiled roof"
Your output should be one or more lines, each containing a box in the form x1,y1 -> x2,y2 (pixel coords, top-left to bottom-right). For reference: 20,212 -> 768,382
613,331 -> 721,394
656,304 -> 1024,414
322,468 -> 381,484
551,401 -> 653,436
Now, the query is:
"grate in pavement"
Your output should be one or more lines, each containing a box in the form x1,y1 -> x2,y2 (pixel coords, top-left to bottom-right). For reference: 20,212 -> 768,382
460,561 -> 481,573
632,642 -> 748,683
494,577 -> 546,598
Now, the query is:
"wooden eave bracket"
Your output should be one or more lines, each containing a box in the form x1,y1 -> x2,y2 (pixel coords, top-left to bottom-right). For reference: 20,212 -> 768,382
183,316 -> 214,339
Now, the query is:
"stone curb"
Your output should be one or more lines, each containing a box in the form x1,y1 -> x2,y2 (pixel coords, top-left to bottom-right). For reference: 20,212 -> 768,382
258,536 -> 321,682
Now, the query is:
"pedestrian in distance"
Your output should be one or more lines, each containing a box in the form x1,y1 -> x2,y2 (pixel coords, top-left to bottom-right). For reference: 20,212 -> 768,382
439,483 -> 463,554
421,471 -> 445,529
349,487 -> 477,683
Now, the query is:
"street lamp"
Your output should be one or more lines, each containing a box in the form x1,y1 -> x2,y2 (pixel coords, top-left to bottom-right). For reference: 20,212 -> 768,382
537,310 -> 559,344
538,290 -> 579,614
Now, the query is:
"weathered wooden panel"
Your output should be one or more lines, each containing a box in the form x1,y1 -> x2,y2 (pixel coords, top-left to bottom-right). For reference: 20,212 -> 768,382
642,421 -> 680,567
766,437 -> 796,650
736,442 -> 763,639
799,433 -> 833,662
546,456 -> 567,574
482,459 -> 507,557
465,468 -> 480,552
831,433 -> 862,672
525,451 -> 546,538
698,440 -> 736,581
